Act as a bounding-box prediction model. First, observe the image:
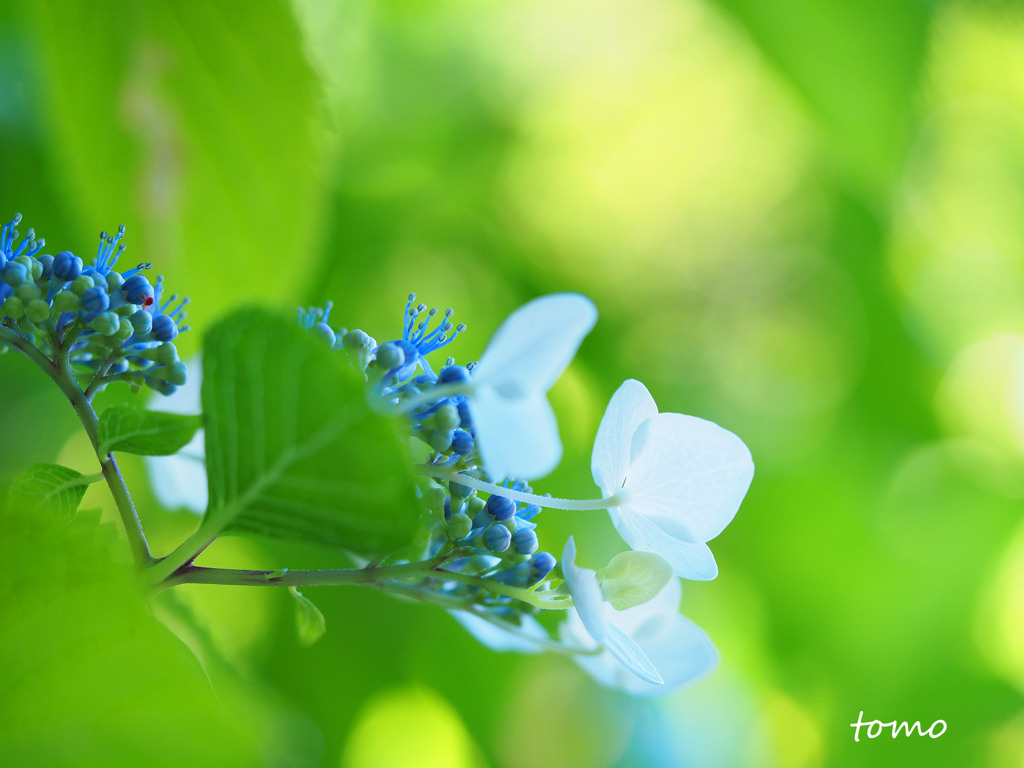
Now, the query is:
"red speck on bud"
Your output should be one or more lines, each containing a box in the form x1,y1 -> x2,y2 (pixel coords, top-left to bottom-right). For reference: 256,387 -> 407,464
144,297 -> 154,307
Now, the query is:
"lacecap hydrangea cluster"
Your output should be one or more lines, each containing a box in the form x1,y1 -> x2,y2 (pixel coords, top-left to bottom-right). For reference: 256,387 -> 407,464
156,291 -> 755,695
0,214 -> 189,395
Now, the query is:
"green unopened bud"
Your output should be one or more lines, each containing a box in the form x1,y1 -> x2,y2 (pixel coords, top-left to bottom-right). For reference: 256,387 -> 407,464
14,255 -> 34,271
165,360 -> 188,386
2,296 -> 25,320
447,511 -> 473,540
155,342 -> 178,365
466,496 -> 486,517
428,428 -> 454,452
311,322 -> 336,347
115,317 -> 134,341
106,271 -> 124,290
16,282 -> 42,302
434,403 -> 460,431
71,275 -> 94,296
342,329 -> 376,371
129,309 -> 152,335
29,259 -> 43,281
90,311 -> 120,336
501,516 -> 517,534
25,298 -> 50,324
52,289 -> 80,314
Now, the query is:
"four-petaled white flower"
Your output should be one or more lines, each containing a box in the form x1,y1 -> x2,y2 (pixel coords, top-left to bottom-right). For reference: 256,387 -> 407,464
591,379 -> 754,580
561,542 -> 718,696
467,293 -> 597,481
145,359 -> 207,514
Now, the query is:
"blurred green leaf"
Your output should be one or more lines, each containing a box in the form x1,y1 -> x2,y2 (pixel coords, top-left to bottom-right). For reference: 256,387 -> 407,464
707,0 -> 932,191
25,0 -> 327,331
290,587 -> 326,647
201,308 -> 420,553
98,407 -> 201,456
0,505 -> 264,767
7,463 -> 93,521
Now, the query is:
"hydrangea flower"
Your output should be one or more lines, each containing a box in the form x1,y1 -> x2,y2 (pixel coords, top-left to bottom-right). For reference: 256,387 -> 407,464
592,379 -> 754,580
561,564 -> 718,696
466,293 -> 597,480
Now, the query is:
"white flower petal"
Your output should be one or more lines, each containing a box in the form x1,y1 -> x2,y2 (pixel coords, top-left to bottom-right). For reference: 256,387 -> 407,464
468,389 -> 561,481
611,508 -> 719,580
591,379 -> 658,493
473,293 -> 597,395
564,578 -> 718,696
450,610 -> 550,654
602,622 -> 663,685
561,536 -> 607,643
144,359 -> 208,514
624,412 -> 754,543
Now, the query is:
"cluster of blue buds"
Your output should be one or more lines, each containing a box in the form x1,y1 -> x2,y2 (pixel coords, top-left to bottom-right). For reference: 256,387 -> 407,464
0,214 -> 189,395
297,293 -> 560,615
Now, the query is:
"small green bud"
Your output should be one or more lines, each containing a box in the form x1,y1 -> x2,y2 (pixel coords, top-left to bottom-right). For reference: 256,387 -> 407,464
2,296 -> 25,320
106,271 -> 124,290
52,289 -> 80,314
428,428 -> 454,452
165,361 -> 187,386
447,511 -> 473,540
25,298 -> 50,324
434,403 -> 460,431
27,258 -> 43,281
501,516 -> 517,534
155,342 -> 178,365
129,309 -> 153,335
90,311 -> 120,336
16,282 -> 42,302
466,496 -> 486,517
72,275 -> 94,296
115,317 -> 134,341
14,255 -> 34,270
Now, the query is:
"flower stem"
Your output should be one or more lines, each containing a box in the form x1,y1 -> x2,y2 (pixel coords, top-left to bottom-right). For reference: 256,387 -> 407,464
421,465 -> 623,511
160,557 -> 571,610
0,323 -> 153,565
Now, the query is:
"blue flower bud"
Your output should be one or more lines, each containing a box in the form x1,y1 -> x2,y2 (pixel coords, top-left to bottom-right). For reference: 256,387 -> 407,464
486,494 -> 516,522
451,429 -> 474,456
530,552 -> 556,582
512,528 -> 539,555
53,251 -> 83,281
39,254 -> 54,279
2,260 -> 27,286
152,314 -> 178,341
122,273 -> 155,305
484,524 -> 511,553
81,285 -> 110,313
439,364 -> 471,384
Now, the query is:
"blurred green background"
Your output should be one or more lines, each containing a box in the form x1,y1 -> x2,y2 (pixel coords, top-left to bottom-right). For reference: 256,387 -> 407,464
2,0 -> 1024,765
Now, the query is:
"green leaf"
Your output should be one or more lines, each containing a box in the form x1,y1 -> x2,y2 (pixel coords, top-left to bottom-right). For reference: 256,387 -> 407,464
98,406 -> 201,456
201,308 -> 421,554
6,463 -> 96,521
597,551 -> 673,611
25,0 -> 327,335
290,588 -> 327,647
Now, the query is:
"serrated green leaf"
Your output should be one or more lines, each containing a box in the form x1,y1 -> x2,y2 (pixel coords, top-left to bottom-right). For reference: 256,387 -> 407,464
597,551 -> 673,611
290,588 -> 326,647
201,308 -> 421,554
98,406 -> 201,456
7,463 -> 96,521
